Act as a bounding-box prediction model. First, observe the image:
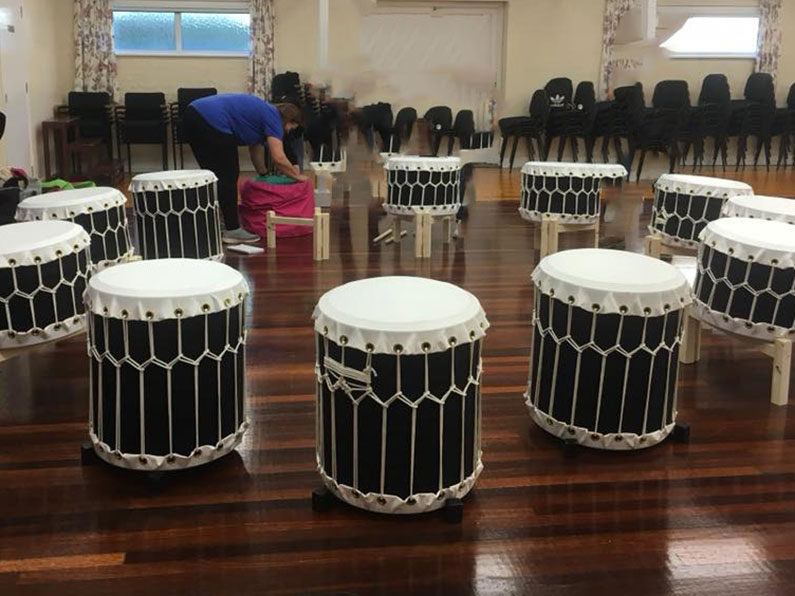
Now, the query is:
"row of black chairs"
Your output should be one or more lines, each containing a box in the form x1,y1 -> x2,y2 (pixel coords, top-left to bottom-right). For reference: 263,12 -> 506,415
500,73 -> 795,180
353,103 -> 493,156
58,88 -> 219,175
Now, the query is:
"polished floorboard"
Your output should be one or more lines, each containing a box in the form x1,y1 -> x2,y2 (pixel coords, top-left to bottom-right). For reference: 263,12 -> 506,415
1,161 -> 795,595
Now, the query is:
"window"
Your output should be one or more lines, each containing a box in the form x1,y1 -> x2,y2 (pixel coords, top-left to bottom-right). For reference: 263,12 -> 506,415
660,16 -> 759,58
113,5 -> 250,55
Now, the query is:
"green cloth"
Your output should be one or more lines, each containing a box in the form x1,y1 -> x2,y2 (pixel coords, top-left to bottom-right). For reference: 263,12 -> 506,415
41,179 -> 96,191
255,175 -> 295,185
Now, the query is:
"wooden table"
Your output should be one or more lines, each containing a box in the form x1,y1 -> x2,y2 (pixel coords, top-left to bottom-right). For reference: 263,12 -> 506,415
41,115 -> 80,179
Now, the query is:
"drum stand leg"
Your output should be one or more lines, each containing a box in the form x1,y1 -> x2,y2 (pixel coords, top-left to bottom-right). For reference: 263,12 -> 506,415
673,421 -> 691,443
442,216 -> 453,244
644,234 -> 662,259
441,498 -> 464,524
766,338 -> 792,406
593,219 -> 601,248
311,486 -> 336,513
680,308 -> 702,365
540,219 -> 559,259
414,213 -> 432,259
563,438 -> 580,459
80,442 -> 99,466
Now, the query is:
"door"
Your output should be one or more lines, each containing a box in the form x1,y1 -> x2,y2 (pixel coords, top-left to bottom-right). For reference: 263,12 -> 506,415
0,0 -> 32,173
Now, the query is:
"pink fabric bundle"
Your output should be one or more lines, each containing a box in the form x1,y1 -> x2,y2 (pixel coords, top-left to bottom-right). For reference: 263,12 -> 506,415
239,178 -> 315,238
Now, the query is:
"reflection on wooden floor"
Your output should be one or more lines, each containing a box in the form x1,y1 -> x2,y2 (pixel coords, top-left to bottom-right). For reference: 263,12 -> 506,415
2,157 -> 795,595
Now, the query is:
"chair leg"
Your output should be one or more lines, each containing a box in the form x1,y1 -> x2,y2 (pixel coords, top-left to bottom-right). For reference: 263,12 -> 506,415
753,135 -> 764,167
525,136 -> 535,161
764,136 -> 772,171
668,144 -> 679,174
570,137 -> 580,162
543,136 -> 553,161
499,136 -> 508,167
601,135 -> 610,163
509,136 -> 520,171
162,140 -> 168,171
636,149 -> 647,182
720,138 -> 728,171
172,138 -> 177,170
127,143 -> 132,176
556,136 -> 566,162
447,134 -> 455,156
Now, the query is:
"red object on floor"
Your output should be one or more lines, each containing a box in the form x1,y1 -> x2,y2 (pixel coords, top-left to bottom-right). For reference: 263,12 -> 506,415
239,178 -> 314,239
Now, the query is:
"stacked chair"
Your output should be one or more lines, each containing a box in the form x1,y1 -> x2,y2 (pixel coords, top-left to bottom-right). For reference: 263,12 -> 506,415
498,90 -> 550,170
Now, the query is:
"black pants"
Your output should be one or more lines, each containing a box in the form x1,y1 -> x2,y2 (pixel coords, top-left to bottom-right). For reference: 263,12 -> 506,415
183,106 -> 240,230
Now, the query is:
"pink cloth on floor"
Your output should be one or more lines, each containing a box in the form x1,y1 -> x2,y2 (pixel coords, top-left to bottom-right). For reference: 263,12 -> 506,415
239,178 -> 314,238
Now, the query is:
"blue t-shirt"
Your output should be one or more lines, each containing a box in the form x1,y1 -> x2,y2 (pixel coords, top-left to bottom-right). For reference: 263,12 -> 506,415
191,93 -> 283,145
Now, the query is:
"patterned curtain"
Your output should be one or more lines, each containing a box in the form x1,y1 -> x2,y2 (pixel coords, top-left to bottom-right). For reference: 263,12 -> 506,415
73,0 -> 118,100
756,0 -> 782,81
249,0 -> 276,99
598,0 -> 638,99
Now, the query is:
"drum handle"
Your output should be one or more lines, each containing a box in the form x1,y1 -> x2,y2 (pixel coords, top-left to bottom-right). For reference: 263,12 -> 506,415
323,356 -> 374,384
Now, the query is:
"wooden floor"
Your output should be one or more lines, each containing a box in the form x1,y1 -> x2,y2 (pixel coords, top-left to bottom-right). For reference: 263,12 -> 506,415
1,161 -> 795,595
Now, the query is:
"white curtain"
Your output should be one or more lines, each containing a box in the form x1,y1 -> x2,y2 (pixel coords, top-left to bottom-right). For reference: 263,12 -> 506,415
598,0 -> 638,99
249,0 -> 276,99
756,0 -> 782,81
73,0 -> 118,100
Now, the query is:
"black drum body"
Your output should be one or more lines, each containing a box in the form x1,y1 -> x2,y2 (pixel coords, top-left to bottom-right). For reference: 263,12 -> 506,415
527,291 -> 684,449
72,205 -> 133,268
132,182 -> 223,261
520,173 -> 602,223
0,229 -> 91,348
694,244 -> 795,337
88,305 -> 247,469
649,187 -> 726,247
315,333 -> 483,513
385,164 -> 462,216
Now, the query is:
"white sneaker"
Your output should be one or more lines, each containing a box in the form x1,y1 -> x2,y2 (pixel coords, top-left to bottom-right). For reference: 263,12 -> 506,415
223,227 -> 261,244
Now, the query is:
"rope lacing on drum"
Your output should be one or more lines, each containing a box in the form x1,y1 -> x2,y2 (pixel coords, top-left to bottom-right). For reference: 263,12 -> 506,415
316,334 -> 482,498
525,291 -> 683,439
132,181 -> 223,260
0,250 -> 90,340
650,186 -> 733,247
87,302 -> 247,459
519,172 -> 602,224
694,243 -> 795,335
72,204 -> 133,268
384,165 -> 462,216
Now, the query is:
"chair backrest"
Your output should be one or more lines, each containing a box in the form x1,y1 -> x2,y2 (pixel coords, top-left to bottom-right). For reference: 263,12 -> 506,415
698,74 -> 730,106
424,106 -> 453,130
271,71 -> 301,102
529,89 -> 550,123
744,72 -> 775,105
124,92 -> 166,120
177,87 -> 217,111
68,91 -> 110,119
0,111 -> 5,141
363,102 -> 393,132
544,77 -> 573,108
452,110 -> 475,136
613,83 -> 645,128
394,107 -> 417,140
652,80 -> 690,110
788,83 -> 795,110
573,81 -> 596,112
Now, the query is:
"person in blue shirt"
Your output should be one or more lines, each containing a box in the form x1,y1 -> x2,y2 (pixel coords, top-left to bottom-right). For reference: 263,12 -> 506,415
184,93 -> 307,244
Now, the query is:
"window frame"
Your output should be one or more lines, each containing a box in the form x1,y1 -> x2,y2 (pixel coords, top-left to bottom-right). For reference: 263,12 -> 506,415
658,6 -> 760,60
112,1 -> 250,58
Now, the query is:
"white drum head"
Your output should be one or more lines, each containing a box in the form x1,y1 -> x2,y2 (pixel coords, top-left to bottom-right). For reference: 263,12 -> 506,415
314,276 -> 489,354
0,220 -> 90,267
655,174 -> 753,197
700,218 -> 795,268
16,187 -> 125,220
521,161 -> 627,178
723,195 -> 795,224
87,258 -> 249,320
384,156 -> 461,171
533,249 -> 691,316
130,169 -> 218,192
